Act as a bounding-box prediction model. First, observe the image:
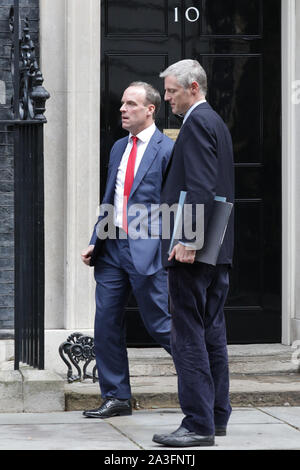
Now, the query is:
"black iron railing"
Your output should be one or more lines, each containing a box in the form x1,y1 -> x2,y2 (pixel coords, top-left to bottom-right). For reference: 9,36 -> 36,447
4,0 -> 50,370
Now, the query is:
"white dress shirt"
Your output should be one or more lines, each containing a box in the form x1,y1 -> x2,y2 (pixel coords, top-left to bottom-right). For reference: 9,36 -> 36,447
114,122 -> 156,227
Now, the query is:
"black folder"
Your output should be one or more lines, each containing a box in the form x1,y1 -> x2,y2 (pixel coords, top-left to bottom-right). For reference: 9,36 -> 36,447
168,192 -> 233,266
195,198 -> 233,265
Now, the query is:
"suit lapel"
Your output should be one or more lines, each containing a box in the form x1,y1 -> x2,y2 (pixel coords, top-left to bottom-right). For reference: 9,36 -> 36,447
162,140 -> 177,184
129,128 -> 162,199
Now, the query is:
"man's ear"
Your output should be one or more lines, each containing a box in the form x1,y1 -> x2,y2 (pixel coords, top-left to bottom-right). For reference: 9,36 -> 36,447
148,104 -> 156,116
190,81 -> 200,94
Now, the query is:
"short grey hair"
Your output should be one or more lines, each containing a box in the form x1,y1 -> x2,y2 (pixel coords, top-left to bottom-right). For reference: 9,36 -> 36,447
129,81 -> 161,118
160,59 -> 207,96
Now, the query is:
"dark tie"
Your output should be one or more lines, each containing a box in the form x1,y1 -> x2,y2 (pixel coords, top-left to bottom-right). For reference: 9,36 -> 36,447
122,136 -> 138,232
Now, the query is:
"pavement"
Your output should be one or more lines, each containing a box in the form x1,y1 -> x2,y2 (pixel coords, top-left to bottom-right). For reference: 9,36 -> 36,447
0,406 -> 299,451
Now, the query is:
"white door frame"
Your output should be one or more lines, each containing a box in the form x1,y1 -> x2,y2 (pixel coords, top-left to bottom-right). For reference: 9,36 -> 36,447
281,0 -> 298,345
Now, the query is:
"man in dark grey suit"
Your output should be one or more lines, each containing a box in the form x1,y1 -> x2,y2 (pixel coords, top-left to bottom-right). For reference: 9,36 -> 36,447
153,60 -> 234,447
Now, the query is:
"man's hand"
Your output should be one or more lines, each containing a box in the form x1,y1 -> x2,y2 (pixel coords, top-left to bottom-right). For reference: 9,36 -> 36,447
168,243 -> 196,264
81,245 -> 95,266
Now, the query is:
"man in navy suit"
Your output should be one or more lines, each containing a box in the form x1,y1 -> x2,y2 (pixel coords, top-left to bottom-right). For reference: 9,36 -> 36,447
153,60 -> 234,447
81,82 -> 174,419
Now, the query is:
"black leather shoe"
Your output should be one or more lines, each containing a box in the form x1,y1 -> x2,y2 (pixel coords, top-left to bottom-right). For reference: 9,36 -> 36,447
83,398 -> 132,418
152,425 -> 189,440
215,425 -> 227,436
153,426 -> 214,447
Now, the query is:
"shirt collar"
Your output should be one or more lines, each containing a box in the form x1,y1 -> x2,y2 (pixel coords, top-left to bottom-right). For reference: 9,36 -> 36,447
129,122 -> 156,143
183,99 -> 206,124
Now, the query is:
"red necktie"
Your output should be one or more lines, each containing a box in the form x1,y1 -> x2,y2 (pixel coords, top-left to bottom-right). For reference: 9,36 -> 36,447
122,136 -> 138,232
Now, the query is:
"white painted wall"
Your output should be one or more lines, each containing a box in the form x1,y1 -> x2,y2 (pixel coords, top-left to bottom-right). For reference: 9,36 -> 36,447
40,0 -> 100,337
292,0 -> 300,342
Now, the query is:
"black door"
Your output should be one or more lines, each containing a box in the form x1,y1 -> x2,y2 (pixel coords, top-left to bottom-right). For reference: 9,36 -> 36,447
100,0 -> 281,344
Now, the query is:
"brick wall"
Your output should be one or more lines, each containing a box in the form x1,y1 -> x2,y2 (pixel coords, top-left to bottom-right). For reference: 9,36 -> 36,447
0,0 -> 39,331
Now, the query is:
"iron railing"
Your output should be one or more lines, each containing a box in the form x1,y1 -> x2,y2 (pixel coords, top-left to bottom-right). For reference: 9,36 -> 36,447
5,0 -> 49,370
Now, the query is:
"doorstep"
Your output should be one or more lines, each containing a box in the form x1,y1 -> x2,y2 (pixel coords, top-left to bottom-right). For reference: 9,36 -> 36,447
64,344 -> 300,411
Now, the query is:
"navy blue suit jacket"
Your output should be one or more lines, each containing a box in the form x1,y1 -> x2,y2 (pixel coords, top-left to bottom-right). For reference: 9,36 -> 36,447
89,127 -> 174,275
161,102 -> 234,268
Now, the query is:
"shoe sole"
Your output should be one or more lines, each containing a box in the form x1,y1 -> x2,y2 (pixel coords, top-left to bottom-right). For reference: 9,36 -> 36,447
84,411 -> 132,418
152,437 -> 215,447
215,430 -> 227,436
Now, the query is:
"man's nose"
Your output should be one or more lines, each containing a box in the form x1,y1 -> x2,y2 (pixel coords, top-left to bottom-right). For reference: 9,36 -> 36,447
120,103 -> 126,112
164,91 -> 170,101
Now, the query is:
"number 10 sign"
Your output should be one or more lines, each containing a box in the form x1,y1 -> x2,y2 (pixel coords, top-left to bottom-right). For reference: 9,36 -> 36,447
174,6 -> 200,23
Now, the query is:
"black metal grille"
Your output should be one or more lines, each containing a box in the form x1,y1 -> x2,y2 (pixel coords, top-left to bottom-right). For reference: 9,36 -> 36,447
13,122 -> 45,369
0,0 -> 49,369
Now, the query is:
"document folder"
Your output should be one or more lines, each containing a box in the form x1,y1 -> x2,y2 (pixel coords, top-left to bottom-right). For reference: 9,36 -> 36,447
168,192 -> 233,266
195,198 -> 233,265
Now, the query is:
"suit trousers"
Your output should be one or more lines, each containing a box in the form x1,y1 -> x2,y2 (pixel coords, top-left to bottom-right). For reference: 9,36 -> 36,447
94,237 -> 171,399
168,262 -> 232,436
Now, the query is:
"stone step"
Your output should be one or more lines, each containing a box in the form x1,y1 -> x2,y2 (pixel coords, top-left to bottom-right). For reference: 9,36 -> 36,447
65,344 -> 300,411
0,368 -> 65,413
1,344 -> 299,412
65,373 -> 300,411
1,344 -> 296,378
128,344 -> 298,377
